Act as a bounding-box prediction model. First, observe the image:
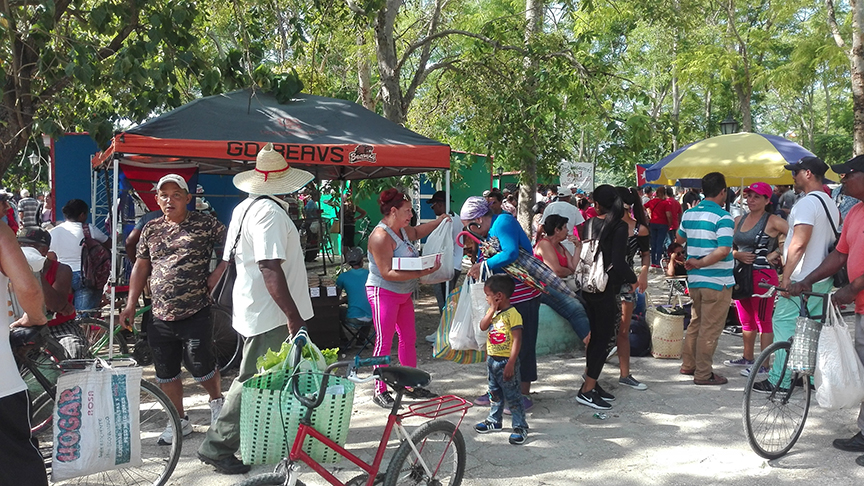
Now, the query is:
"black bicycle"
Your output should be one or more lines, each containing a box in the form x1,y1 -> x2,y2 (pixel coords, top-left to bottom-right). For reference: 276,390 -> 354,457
12,325 -> 183,486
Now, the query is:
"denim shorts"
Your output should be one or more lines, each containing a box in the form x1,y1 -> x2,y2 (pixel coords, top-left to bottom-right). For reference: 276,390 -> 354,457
148,306 -> 216,383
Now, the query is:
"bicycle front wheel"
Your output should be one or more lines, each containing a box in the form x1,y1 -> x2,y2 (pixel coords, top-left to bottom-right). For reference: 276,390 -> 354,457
211,306 -> 243,372
742,339 -> 812,459
47,380 -> 182,486
383,420 -> 466,486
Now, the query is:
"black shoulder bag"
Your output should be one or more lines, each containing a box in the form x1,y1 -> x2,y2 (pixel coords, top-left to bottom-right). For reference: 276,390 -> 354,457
210,196 -> 289,311
810,193 -> 849,287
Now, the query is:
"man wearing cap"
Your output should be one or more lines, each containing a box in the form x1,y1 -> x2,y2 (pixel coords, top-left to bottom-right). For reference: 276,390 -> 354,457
119,174 -> 227,446
753,156 -> 840,394
48,198 -> 110,312
540,189 -> 584,254
199,143 -> 315,474
427,190 -> 464,317
17,189 -> 40,227
17,228 -> 82,358
484,188 -> 505,215
336,247 -> 373,347
788,154 -> 864,465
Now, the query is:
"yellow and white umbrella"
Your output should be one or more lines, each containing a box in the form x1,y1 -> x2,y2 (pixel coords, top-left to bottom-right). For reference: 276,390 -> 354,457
646,133 -> 838,186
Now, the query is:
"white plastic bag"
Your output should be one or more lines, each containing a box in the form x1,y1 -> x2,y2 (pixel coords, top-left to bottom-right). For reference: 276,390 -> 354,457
52,360 -> 143,481
814,302 -> 864,410
448,282 -> 478,350
420,219 -> 455,285
469,262 -> 492,349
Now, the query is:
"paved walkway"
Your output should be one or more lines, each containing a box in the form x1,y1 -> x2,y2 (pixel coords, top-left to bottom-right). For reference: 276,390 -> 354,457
168,269 -> 864,485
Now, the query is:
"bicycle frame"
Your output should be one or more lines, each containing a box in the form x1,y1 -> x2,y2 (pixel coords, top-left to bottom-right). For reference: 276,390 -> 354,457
288,394 -> 471,486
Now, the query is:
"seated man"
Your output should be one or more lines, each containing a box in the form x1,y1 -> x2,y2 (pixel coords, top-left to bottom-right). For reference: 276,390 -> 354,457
336,247 -> 373,347
16,227 -> 84,358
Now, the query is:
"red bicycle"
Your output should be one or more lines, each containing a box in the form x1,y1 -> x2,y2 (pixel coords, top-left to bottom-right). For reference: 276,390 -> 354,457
236,332 -> 471,486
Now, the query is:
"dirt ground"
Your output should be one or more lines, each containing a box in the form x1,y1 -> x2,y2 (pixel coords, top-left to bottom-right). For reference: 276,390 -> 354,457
141,262 -> 864,486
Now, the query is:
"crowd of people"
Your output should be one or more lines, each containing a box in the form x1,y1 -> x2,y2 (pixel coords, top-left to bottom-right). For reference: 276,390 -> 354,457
3,144 -> 864,482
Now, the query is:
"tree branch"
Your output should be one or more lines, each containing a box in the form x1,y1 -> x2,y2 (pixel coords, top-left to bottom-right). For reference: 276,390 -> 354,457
825,0 -> 849,55
344,0 -> 366,15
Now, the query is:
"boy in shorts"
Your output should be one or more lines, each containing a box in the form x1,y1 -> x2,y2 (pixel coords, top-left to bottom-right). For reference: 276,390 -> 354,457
474,274 -> 528,445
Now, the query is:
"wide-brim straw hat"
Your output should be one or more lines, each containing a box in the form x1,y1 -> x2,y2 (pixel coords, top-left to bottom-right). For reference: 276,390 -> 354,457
233,143 -> 314,195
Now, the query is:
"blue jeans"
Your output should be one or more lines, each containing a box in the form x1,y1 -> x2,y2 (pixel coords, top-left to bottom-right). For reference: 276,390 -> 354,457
486,356 -> 528,429
649,223 -> 668,266
71,270 -> 101,313
540,286 -> 590,339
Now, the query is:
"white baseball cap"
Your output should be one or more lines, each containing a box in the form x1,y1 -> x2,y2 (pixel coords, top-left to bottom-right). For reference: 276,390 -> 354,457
156,174 -> 189,192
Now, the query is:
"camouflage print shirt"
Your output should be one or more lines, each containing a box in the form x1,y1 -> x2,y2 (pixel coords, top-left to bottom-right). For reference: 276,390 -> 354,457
138,211 -> 227,321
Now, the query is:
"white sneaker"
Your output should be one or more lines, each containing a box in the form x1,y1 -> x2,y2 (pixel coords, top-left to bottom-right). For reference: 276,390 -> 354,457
210,397 -> 225,424
157,415 -> 192,445
606,346 -> 618,361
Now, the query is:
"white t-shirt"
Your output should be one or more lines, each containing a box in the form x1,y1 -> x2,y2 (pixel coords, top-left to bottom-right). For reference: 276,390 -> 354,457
226,196 -> 314,337
0,272 -> 27,398
784,190 -> 840,282
48,221 -> 109,272
540,201 -> 585,254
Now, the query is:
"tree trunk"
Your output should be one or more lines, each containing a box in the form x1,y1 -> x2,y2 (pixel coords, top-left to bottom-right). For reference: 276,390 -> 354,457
851,0 -> 864,155
373,0 -> 406,124
704,88 -> 712,137
516,0 -> 544,233
357,34 -> 375,110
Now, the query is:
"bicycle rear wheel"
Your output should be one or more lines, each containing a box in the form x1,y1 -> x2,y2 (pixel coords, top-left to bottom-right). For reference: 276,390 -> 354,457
383,420 -> 466,486
210,306 -> 243,372
742,339 -> 812,459
44,379 -> 182,486
80,317 -> 131,359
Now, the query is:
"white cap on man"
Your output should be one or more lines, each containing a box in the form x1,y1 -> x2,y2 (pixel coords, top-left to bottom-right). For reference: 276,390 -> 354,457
156,174 -> 189,192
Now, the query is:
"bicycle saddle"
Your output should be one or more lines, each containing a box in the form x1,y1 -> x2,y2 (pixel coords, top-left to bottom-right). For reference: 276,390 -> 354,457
374,366 -> 431,390
9,326 -> 43,349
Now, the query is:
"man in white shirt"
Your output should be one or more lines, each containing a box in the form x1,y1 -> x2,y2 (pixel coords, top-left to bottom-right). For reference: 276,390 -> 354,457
754,156 -> 839,393
198,143 -> 315,475
540,189 -> 585,254
48,199 -> 109,313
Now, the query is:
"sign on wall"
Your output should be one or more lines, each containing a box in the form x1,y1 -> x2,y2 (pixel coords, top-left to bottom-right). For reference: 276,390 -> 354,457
558,161 -> 594,191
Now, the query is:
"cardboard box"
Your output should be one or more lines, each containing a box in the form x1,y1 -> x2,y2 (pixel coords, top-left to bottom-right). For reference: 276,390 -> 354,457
392,253 -> 441,271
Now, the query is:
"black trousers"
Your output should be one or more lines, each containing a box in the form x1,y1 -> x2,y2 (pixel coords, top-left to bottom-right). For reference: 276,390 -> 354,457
582,285 -> 621,381
0,391 -> 48,486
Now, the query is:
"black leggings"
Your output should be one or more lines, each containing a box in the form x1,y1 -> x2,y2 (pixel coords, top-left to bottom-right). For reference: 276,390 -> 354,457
582,285 -> 621,381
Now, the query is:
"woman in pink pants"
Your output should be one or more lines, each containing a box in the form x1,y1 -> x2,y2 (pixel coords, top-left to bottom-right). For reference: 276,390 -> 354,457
366,188 -> 450,408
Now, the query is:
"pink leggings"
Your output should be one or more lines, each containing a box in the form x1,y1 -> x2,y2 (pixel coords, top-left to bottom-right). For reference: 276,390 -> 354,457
366,286 -> 417,394
735,268 -> 778,333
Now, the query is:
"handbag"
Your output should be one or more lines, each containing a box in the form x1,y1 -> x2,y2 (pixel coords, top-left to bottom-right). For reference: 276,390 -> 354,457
731,262 -> 754,300
211,196 -> 288,311
448,282 -> 480,351
810,193 -> 849,287
419,218 -> 455,285
575,238 -> 608,293
814,300 -> 864,409
433,287 -> 486,364
52,360 -> 143,481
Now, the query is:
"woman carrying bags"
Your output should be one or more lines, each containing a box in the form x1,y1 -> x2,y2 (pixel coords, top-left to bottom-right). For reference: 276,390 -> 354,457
366,188 -> 450,408
576,185 -> 637,411
724,182 -> 787,376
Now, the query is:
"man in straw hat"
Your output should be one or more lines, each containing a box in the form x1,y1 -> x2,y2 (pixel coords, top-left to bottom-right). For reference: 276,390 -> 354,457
198,143 -> 315,474
119,174 -> 228,446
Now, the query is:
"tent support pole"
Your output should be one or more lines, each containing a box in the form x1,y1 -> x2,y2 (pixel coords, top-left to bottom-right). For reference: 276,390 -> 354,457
108,155 -> 119,358
340,179 -> 345,257
444,169 -> 452,297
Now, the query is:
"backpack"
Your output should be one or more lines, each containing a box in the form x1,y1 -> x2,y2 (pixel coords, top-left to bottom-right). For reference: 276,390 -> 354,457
80,224 -> 111,290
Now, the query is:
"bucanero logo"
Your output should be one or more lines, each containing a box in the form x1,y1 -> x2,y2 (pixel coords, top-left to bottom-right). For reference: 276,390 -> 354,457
348,144 -> 377,164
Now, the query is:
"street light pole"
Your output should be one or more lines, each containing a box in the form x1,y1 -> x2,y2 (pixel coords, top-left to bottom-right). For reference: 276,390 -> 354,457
496,165 -> 504,190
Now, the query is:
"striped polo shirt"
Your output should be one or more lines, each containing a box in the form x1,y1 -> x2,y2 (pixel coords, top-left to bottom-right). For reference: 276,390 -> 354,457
677,199 -> 734,290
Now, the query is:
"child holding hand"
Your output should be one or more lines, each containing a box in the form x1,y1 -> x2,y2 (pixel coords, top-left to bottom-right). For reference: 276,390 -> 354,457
474,274 -> 528,445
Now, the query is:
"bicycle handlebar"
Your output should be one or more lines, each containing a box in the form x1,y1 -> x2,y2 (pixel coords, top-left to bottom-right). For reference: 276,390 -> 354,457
289,328 -> 391,410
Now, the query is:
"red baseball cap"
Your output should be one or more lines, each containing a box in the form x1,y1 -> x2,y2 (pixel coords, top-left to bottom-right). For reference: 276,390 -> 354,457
743,182 -> 772,198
